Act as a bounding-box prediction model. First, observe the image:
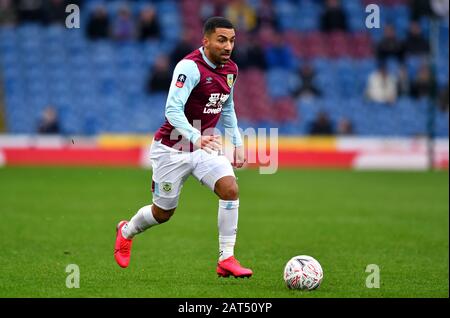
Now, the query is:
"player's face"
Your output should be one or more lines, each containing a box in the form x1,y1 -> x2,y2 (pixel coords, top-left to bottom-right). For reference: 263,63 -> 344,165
203,28 -> 235,65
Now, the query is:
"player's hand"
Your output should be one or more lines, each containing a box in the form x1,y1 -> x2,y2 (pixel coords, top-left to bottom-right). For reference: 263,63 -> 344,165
233,145 -> 246,168
196,135 -> 222,153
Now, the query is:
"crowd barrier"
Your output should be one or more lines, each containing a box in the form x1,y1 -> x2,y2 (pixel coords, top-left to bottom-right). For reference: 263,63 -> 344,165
0,135 -> 448,170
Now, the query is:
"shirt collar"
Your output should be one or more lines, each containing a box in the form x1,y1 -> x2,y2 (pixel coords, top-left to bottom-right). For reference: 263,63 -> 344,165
199,46 -> 217,69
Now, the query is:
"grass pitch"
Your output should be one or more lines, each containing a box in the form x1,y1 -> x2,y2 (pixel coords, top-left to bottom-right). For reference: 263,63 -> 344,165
0,167 -> 448,297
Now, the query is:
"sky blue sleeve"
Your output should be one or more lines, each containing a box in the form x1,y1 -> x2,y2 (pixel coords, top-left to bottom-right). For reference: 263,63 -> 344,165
165,59 -> 201,144
221,86 -> 243,147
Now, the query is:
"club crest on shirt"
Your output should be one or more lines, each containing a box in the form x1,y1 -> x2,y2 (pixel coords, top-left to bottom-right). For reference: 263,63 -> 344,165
227,74 -> 234,88
176,74 -> 186,88
161,182 -> 172,193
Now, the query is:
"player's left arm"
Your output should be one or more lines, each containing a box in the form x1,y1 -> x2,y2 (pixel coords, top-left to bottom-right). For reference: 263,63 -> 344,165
221,86 -> 245,168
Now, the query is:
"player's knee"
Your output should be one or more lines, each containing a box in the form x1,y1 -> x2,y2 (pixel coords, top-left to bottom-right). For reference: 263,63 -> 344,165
215,176 -> 239,200
220,183 -> 239,201
152,204 -> 175,223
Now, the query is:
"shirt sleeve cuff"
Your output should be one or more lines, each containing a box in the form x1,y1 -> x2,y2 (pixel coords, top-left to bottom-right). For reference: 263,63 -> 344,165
189,130 -> 201,145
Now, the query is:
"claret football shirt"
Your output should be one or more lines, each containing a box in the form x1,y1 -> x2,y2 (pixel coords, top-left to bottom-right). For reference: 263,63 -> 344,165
154,47 -> 242,151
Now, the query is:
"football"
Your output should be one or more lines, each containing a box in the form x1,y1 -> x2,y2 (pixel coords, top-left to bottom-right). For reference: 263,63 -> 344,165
283,255 -> 323,290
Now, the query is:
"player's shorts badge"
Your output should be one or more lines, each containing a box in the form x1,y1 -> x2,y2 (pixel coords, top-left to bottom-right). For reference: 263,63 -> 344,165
161,182 -> 173,193
227,74 -> 234,88
176,74 -> 186,88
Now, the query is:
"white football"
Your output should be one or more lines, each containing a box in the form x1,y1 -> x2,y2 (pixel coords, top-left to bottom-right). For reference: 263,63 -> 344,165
283,255 -> 323,290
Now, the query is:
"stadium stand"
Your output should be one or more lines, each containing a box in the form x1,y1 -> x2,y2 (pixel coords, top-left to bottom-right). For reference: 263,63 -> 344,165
0,0 -> 448,137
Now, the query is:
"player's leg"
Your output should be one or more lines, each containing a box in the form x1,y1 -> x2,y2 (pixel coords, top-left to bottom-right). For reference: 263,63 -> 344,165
213,175 -> 239,261
213,175 -> 252,278
121,172 -> 187,240
114,205 -> 161,268
114,194 -> 181,269
193,152 -> 252,278
121,204 -> 175,240
114,140 -> 192,268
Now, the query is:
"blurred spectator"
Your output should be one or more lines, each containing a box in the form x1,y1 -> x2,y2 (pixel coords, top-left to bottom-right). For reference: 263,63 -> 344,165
16,0 -> 45,24
38,106 -> 60,134
43,0 -> 66,25
113,5 -> 135,42
320,0 -> 348,33
376,24 -> 405,63
309,111 -> 334,135
225,0 -> 258,33
337,118 -> 354,135
293,63 -> 322,99
257,23 -> 277,47
147,55 -> 171,93
232,36 -> 267,70
0,0 -> 16,26
246,36 -> 268,70
410,64 -> 435,99
170,31 -> 195,69
438,84 -> 449,112
403,21 -> 430,57
200,0 -> 227,23
86,5 -> 110,40
69,0 -> 83,9
138,6 -> 160,41
265,32 -> 295,69
366,63 -> 398,104
255,0 -> 279,31
409,0 -> 433,21
397,65 -> 411,97
230,38 -> 248,68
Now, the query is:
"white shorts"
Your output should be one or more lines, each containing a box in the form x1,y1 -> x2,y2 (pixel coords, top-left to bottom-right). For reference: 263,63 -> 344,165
149,139 -> 235,210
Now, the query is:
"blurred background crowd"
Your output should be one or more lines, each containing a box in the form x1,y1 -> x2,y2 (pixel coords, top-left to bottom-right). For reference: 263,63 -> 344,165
0,0 -> 448,137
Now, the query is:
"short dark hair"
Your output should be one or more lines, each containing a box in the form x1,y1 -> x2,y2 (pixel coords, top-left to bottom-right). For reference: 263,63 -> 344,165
203,17 -> 234,36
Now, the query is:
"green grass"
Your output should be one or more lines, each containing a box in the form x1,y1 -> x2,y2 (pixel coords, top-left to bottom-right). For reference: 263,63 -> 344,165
0,167 -> 448,298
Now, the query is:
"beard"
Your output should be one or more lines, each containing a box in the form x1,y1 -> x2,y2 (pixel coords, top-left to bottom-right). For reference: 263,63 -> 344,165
212,50 -> 231,65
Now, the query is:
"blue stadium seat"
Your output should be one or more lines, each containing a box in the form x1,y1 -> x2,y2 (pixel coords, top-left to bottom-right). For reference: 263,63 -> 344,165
266,68 -> 298,98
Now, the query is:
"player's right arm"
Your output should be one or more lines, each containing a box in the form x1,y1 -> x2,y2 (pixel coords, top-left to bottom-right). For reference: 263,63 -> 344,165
165,60 -> 221,151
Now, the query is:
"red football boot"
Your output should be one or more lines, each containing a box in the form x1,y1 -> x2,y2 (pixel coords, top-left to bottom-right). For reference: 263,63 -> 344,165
217,256 -> 253,278
114,221 -> 133,268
